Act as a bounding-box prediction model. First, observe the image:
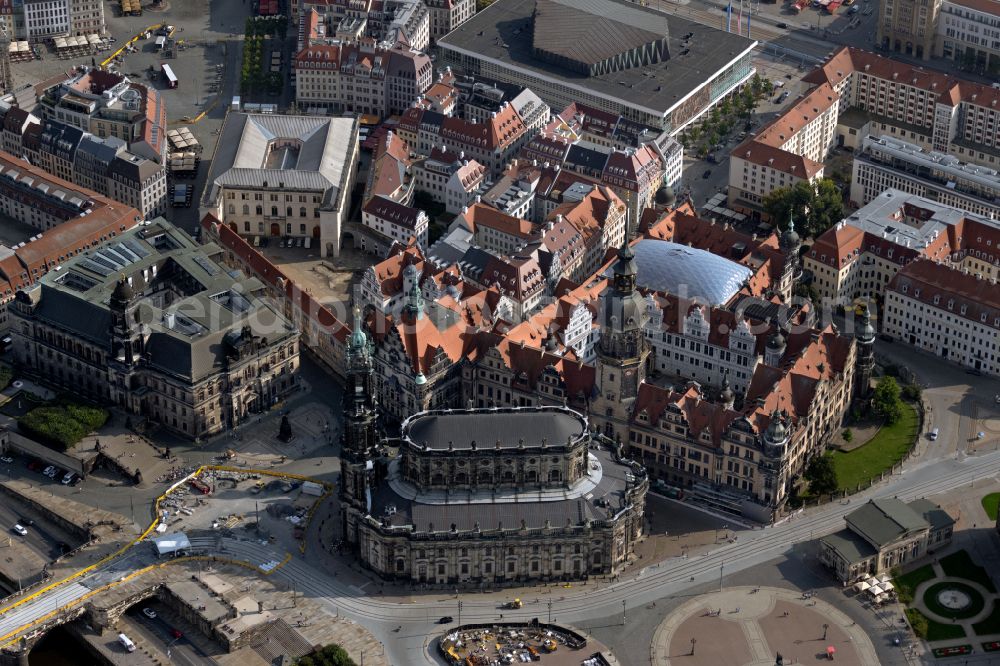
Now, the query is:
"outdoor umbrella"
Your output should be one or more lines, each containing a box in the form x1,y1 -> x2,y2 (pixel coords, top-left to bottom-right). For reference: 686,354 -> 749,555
855,581 -> 870,592
868,584 -> 884,596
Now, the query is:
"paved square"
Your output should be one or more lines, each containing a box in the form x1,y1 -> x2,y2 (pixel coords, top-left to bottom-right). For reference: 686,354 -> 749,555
652,586 -> 878,665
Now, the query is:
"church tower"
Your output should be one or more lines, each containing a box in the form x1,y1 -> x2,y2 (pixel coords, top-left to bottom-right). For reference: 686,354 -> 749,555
340,306 -> 380,545
593,241 -> 650,442
108,275 -> 145,409
779,210 -> 802,301
854,304 -> 876,398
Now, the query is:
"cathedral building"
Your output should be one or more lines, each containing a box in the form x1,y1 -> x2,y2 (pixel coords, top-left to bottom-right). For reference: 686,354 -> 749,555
338,310 -> 648,585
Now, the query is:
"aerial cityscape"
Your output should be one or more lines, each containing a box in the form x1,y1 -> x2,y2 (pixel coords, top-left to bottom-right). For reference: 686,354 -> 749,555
0,0 -> 997,663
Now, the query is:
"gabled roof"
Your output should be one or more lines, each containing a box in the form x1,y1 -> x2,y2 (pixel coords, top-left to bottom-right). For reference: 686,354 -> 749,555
845,498 -> 929,548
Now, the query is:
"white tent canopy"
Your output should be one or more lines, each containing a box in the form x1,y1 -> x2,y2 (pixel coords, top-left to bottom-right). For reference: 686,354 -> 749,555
868,584 -> 884,596
151,531 -> 191,557
882,581 -> 895,591
855,581 -> 871,592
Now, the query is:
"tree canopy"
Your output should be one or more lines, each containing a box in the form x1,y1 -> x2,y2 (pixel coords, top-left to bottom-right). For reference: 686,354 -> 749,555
873,376 -> 903,425
805,455 -> 838,495
763,178 -> 845,238
296,644 -> 357,666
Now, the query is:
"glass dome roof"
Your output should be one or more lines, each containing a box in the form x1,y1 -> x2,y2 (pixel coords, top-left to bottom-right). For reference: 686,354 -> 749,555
605,239 -> 753,306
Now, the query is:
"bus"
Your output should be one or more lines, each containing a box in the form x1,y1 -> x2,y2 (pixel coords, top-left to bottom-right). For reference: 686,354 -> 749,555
161,63 -> 178,89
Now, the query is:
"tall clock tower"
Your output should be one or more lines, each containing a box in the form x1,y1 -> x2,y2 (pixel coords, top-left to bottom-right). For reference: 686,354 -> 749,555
340,306 -> 380,546
593,241 -> 649,443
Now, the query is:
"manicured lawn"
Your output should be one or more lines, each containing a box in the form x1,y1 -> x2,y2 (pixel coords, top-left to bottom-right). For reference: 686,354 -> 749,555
941,550 -> 997,593
907,608 -> 967,642
924,582 -> 985,620
830,401 -> 919,491
895,564 -> 936,604
17,397 -> 108,450
973,601 -> 1000,637
982,493 -> 1000,522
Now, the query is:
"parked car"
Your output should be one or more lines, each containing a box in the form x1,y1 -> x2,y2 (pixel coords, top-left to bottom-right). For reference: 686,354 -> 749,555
142,608 -> 157,619
170,628 -> 183,639
438,616 -> 454,624
776,22 -> 788,28
43,465 -> 56,477
702,169 -> 712,179
61,472 -> 76,485
27,460 -> 42,472
12,524 -> 27,536
0,455 -> 12,464
18,517 -> 34,527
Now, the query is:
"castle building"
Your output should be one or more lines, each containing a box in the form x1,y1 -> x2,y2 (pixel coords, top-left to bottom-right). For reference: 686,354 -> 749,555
10,221 -> 300,438
339,312 -> 648,585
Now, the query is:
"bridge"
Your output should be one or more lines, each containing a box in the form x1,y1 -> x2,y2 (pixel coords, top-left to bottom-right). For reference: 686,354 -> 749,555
1,450 -> 999,665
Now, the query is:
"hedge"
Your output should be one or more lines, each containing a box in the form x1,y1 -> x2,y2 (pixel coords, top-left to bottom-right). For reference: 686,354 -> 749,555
18,400 -> 108,450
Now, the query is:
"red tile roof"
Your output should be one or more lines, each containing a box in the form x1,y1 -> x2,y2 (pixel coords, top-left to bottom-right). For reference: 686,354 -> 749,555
888,259 -> 1000,329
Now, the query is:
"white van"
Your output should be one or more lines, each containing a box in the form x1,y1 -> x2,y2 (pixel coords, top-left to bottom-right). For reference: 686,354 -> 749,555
118,633 -> 136,652
929,428 -> 939,441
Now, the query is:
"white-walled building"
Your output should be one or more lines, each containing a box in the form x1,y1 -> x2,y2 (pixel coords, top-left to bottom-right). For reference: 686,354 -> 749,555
884,259 -> 1000,377
23,0 -> 70,40
850,135 -> 1000,220
413,147 -> 487,214
200,113 -> 359,258
361,196 -> 429,247
804,190 -> 1000,305
934,0 -> 1000,73
727,82 -> 836,214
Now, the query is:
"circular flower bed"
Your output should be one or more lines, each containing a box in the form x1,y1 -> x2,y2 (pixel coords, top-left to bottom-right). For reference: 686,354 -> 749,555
924,582 -> 985,620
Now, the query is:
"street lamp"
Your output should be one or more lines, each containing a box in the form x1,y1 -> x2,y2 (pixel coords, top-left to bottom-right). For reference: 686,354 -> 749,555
822,623 -> 829,641
719,560 -> 725,591
458,600 -> 463,625
622,599 -> 627,625
548,600 -> 552,623
690,638 -> 697,655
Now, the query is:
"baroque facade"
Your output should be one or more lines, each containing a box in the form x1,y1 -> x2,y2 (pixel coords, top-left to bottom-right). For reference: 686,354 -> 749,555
339,311 -> 648,584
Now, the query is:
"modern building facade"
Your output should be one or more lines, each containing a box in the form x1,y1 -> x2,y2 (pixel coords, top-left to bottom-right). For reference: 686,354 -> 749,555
437,0 -> 756,132
850,135 -> 1000,220
10,221 -> 301,439
935,0 -> 1000,72
200,113 -> 359,258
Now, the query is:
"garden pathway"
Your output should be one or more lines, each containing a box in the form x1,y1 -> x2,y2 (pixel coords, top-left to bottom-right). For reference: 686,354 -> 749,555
912,559 -> 1000,658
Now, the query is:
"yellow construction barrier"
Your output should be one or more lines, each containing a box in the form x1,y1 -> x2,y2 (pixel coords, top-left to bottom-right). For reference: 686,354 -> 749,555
0,466 -> 329,620
100,24 -> 163,67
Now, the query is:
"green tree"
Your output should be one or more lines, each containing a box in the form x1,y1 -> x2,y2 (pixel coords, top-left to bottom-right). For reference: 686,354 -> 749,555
842,428 -> 854,443
809,178 -> 845,236
297,644 -> 357,666
873,376 -> 903,425
763,179 -> 844,237
805,455 -> 838,495
763,181 -> 813,230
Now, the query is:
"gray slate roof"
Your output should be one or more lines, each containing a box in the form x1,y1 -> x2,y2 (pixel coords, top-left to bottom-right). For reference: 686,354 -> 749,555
907,498 -> 955,531
202,113 -> 357,209
438,0 -> 755,117
821,529 -> 878,564
845,498 -> 930,549
31,220 -> 294,382
404,407 -> 586,450
370,445 -> 635,532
